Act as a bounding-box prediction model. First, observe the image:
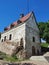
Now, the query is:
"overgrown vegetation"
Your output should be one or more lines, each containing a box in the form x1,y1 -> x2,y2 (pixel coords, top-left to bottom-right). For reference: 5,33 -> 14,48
41,43 -> 49,48
4,55 -> 18,62
0,52 -> 19,62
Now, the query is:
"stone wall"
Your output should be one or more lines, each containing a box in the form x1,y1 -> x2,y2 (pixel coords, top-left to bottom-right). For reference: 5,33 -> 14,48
0,41 -> 20,55
25,14 -> 41,57
1,23 -> 26,49
0,43 -> 14,55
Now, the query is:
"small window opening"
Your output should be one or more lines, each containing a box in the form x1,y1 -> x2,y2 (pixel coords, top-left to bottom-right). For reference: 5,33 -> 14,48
33,37 -> 35,42
4,36 -> 6,41
1,39 -> 3,42
9,34 -> 12,40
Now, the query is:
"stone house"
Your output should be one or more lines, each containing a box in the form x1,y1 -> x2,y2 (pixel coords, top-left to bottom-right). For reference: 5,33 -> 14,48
0,11 -> 41,58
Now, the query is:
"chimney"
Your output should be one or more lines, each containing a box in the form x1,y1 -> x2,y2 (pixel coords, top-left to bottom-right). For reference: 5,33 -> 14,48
20,14 -> 24,18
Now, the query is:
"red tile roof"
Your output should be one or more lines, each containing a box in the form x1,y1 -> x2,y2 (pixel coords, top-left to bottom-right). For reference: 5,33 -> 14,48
20,12 -> 31,22
12,21 -> 17,26
4,12 -> 32,31
4,26 -> 10,31
10,21 -> 17,28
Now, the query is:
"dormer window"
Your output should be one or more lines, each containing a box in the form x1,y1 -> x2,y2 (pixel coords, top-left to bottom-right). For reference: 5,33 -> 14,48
10,24 -> 14,28
17,20 -> 21,24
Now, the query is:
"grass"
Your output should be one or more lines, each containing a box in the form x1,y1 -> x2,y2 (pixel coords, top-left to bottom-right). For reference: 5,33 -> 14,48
0,52 -> 28,62
41,43 -> 49,48
4,55 -> 18,62
0,52 -> 29,62
0,52 -> 19,62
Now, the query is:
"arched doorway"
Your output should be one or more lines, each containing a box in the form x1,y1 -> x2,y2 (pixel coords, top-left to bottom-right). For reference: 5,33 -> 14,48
32,46 -> 36,55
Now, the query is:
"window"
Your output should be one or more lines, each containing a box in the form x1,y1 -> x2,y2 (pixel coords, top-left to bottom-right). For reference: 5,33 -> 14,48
9,34 -> 12,40
1,39 -> 3,42
33,37 -> 35,42
10,24 -> 14,28
17,20 -> 21,24
4,36 -> 6,41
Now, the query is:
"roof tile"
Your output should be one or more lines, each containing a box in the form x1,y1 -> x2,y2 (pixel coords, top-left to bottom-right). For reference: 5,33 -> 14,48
20,12 -> 31,22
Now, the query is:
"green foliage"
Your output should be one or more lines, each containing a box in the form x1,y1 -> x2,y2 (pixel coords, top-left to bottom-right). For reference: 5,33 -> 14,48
12,54 -> 18,60
43,22 -> 49,43
0,51 -> 6,58
41,43 -> 49,48
38,22 -> 46,38
38,21 -> 49,43
4,55 -> 18,62
0,52 -> 18,62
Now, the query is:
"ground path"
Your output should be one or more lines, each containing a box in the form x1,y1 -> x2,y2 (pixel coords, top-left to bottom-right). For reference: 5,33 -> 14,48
0,60 -> 49,65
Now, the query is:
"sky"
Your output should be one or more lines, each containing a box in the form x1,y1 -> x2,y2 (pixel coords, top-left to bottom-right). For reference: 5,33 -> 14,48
0,0 -> 49,32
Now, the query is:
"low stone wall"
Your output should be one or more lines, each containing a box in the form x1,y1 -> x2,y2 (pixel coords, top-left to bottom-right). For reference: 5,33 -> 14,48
30,56 -> 47,62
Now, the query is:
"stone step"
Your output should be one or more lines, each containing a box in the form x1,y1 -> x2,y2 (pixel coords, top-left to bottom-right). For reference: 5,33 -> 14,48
30,56 -> 48,62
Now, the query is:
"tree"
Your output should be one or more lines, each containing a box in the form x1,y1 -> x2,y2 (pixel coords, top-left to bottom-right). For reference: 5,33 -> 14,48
38,21 -> 49,43
38,22 -> 46,38
43,22 -> 49,43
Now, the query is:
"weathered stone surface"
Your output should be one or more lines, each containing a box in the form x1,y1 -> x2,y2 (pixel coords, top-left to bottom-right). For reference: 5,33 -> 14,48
0,41 -> 19,55
16,49 -> 28,59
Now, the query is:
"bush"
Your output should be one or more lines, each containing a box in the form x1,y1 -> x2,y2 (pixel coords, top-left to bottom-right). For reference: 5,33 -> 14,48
41,43 -> 49,48
0,51 -> 18,62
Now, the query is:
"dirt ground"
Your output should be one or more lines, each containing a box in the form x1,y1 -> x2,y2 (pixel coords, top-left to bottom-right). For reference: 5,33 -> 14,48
0,60 -> 49,65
